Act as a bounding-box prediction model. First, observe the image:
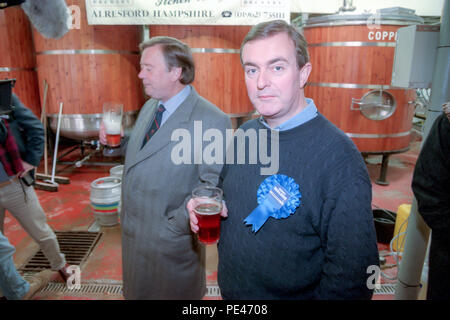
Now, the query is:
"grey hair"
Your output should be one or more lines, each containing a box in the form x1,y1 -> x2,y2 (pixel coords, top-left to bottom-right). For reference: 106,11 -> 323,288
139,36 -> 195,84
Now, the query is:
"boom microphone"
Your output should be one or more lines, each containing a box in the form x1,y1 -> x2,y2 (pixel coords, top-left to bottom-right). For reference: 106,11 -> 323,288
21,0 -> 70,39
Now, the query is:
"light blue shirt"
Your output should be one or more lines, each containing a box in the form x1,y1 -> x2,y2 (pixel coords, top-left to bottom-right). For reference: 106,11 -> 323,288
259,98 -> 318,131
159,85 -> 191,126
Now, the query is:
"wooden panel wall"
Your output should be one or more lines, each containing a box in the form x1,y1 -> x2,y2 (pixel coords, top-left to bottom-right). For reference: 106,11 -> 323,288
33,0 -> 144,115
0,7 -> 41,117
149,25 -> 253,115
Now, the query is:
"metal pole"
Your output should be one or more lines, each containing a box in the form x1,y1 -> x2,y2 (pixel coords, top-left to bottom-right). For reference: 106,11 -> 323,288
395,0 -> 450,300
395,199 -> 430,299
45,102 -> 63,187
422,1 -> 450,138
339,0 -> 356,12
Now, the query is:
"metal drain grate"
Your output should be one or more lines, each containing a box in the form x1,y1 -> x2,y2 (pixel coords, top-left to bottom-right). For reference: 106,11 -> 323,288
19,231 -> 102,272
206,285 -> 221,297
40,282 -> 396,298
206,285 -> 398,298
41,282 -> 123,296
39,282 -> 221,298
374,283 -> 396,295
207,284 -> 397,297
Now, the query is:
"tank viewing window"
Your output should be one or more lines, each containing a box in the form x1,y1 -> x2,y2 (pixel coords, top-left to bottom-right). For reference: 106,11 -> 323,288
352,90 -> 397,121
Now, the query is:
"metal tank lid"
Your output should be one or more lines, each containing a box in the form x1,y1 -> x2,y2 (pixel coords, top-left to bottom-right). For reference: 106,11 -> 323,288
304,7 -> 424,27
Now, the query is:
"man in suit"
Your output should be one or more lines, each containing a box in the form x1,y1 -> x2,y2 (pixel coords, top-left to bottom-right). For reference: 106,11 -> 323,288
119,36 -> 231,299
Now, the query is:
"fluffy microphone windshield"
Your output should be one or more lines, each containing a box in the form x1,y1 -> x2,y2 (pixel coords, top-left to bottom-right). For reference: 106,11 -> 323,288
21,0 -> 70,39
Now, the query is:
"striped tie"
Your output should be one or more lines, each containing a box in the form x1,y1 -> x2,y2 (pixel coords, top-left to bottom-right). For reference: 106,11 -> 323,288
141,104 -> 166,148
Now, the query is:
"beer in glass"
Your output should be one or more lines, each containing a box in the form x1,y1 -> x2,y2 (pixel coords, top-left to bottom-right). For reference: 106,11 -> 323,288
103,102 -> 123,147
192,186 -> 223,244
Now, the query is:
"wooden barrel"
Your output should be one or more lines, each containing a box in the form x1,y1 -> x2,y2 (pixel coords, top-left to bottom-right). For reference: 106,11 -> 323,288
33,0 -> 144,139
0,6 -> 41,117
148,25 -> 253,119
303,8 -> 422,153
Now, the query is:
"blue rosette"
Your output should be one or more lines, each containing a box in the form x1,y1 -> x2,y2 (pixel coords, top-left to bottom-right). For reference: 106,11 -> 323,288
244,174 -> 301,233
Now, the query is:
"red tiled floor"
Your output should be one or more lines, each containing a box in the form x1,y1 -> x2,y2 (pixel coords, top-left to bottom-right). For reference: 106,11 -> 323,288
3,138 -> 424,300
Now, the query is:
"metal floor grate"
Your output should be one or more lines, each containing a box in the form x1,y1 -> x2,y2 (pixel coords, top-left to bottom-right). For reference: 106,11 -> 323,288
206,285 -> 221,297
40,282 -> 221,298
205,284 -> 395,297
19,231 -> 102,272
374,283 -> 396,295
41,281 -> 123,296
36,282 -> 395,298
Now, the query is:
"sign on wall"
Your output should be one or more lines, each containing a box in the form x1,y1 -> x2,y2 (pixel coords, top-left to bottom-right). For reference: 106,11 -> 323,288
86,0 -> 291,25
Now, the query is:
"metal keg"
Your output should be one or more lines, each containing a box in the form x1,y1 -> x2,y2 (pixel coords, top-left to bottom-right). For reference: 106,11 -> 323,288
109,165 -> 124,216
109,165 -> 124,179
90,177 -> 121,227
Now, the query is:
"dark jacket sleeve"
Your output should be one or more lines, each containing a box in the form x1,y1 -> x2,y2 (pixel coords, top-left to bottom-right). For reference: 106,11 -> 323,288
9,94 -> 45,167
412,113 -> 450,233
316,142 -> 379,300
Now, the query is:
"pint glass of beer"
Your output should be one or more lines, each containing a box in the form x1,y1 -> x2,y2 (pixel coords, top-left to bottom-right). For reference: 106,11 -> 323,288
192,186 -> 223,245
103,102 -> 123,147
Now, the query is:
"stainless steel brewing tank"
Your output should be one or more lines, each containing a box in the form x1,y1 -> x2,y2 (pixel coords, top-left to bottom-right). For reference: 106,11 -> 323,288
302,7 -> 423,153
47,111 -> 138,141
303,7 -> 424,27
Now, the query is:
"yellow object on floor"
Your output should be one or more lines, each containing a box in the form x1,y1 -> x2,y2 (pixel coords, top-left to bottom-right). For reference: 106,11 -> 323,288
392,204 -> 411,252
